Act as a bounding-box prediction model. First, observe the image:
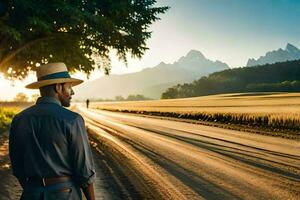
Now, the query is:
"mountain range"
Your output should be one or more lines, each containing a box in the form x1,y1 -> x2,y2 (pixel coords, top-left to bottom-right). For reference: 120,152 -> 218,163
74,43 -> 300,100
73,50 -> 229,100
247,43 -> 300,66
161,59 -> 300,99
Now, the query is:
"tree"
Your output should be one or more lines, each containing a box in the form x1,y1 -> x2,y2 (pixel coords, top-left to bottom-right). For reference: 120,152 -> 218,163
0,0 -> 169,79
161,87 -> 178,99
31,93 -> 40,102
161,59 -> 300,99
114,95 -> 125,101
14,92 -> 28,102
127,94 -> 151,101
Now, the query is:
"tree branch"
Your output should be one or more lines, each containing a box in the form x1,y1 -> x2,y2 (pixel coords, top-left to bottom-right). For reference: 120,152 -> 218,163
0,32 -> 69,71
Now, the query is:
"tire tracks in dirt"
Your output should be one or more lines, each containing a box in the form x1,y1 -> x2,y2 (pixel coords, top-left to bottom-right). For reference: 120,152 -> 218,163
78,106 -> 300,200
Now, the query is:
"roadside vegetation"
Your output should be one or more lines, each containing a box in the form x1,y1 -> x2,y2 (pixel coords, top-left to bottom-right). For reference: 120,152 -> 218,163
0,101 -> 31,133
0,107 -> 19,132
93,92 -> 300,139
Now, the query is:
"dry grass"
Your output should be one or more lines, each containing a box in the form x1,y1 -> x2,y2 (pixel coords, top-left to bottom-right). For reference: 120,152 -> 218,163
90,92 -> 300,138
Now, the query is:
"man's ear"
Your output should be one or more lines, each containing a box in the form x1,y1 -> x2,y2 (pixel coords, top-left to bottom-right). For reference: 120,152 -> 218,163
54,83 -> 62,94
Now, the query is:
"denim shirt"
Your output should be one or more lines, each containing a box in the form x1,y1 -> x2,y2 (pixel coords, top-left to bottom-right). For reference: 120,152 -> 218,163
9,96 -> 95,188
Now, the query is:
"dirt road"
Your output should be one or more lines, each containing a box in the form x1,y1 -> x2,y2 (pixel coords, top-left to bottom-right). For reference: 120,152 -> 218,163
1,106 -> 299,199
77,106 -> 300,200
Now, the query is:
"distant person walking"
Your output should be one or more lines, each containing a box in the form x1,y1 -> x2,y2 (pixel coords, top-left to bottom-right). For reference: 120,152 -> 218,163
9,63 -> 96,200
86,99 -> 90,109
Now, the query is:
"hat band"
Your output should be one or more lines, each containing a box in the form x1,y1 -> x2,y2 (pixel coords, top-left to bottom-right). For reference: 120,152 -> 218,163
38,71 -> 71,81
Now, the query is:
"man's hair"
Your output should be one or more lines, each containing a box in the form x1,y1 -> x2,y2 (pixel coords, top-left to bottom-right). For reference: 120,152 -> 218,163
39,84 -> 56,97
39,83 -> 66,97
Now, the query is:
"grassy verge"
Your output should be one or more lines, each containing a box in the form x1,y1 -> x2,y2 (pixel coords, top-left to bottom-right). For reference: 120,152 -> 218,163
0,107 -> 19,133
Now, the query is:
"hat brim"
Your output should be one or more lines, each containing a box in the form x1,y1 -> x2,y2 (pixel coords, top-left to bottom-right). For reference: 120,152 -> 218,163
25,78 -> 84,89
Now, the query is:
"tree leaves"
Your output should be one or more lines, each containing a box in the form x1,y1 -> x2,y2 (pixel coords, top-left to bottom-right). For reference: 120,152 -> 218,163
0,0 -> 169,79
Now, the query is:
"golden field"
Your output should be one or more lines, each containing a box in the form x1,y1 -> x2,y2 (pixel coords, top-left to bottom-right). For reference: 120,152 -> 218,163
91,92 -> 300,138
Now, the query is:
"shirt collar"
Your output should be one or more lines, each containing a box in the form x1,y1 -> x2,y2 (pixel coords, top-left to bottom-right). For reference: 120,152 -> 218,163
36,96 -> 62,106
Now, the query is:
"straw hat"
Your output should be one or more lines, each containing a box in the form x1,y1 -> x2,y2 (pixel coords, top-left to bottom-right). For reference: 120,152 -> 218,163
25,63 -> 83,89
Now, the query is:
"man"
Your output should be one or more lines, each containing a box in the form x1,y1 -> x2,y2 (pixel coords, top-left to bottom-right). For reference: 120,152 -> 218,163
9,63 -> 96,200
86,99 -> 90,109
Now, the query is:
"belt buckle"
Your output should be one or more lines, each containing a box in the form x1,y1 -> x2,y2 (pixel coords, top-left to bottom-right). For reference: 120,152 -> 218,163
42,178 -> 46,187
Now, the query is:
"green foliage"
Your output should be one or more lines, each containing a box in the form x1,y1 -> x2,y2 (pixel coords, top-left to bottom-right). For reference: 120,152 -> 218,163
0,0 -> 169,79
0,107 -> 18,132
161,60 -> 300,99
246,81 -> 300,92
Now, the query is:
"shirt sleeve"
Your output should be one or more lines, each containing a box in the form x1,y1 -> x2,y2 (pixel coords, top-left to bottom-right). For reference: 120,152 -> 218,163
69,114 -> 96,188
9,116 -> 26,186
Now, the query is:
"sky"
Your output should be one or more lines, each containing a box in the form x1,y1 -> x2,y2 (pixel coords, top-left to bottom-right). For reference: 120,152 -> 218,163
1,0 -> 300,100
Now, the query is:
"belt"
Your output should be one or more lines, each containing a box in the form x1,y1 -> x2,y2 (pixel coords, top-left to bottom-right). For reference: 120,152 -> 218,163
26,176 -> 72,187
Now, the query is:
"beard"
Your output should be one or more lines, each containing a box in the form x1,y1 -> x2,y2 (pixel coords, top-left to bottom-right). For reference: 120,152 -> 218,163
61,98 -> 71,107
57,84 -> 73,107
58,93 -> 71,107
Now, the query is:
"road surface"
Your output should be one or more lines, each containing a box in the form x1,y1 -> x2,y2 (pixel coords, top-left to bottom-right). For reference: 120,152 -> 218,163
76,105 -> 300,200
1,106 -> 299,200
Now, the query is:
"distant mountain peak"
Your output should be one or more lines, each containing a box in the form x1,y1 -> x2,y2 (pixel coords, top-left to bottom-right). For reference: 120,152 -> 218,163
247,43 -> 300,67
173,49 -> 229,72
74,49 -> 230,100
177,50 -> 206,64
286,43 -> 300,53
158,61 -> 167,65
186,50 -> 205,59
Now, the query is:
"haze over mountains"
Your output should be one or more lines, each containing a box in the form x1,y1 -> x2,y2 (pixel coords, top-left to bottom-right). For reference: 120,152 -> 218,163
74,43 -> 300,100
73,50 -> 229,100
247,43 -> 300,66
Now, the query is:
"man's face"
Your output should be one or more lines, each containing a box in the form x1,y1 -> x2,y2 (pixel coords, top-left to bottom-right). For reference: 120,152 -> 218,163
56,83 -> 74,107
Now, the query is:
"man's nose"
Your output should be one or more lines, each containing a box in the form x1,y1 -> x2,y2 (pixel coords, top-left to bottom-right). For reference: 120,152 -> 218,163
71,88 -> 74,95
